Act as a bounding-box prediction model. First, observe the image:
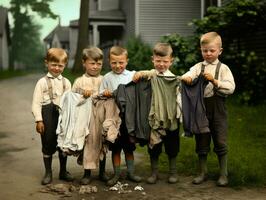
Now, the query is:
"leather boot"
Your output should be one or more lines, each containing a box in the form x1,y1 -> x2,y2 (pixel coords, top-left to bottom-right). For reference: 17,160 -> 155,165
168,156 -> 178,184
146,156 -> 158,184
106,166 -> 120,186
59,150 -> 74,182
99,156 -> 109,182
42,156 -> 53,185
126,159 -> 142,182
80,169 -> 91,185
217,154 -> 228,186
192,155 -> 208,184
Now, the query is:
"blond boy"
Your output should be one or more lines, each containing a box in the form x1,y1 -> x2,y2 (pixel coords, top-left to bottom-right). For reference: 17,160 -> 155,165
32,48 -> 73,185
99,46 -> 142,186
182,32 -> 235,186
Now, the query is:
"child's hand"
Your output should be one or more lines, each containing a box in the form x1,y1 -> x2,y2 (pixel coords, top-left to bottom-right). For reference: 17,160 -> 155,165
83,90 -> 92,98
103,89 -> 112,97
36,121 -> 45,135
181,76 -> 192,85
132,72 -> 142,83
203,72 -> 214,82
203,72 -> 217,86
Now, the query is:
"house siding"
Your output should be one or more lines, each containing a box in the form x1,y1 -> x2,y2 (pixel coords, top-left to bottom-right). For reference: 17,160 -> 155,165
138,0 -> 200,45
99,0 -> 119,10
120,0 -> 136,43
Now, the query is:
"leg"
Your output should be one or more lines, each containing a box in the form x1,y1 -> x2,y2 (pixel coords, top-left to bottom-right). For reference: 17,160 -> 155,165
106,150 -> 121,186
211,96 -> 228,186
99,155 -> 109,182
146,143 -> 162,184
164,129 -> 180,184
193,133 -> 211,184
80,169 -> 91,185
125,151 -> 142,182
58,150 -> 74,182
41,154 -> 53,185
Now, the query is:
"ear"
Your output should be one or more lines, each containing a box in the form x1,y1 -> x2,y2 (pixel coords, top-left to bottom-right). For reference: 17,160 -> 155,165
44,60 -> 48,67
219,48 -> 223,55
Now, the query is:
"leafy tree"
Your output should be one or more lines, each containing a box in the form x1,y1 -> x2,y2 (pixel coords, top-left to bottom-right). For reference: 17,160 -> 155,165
163,0 -> 266,104
9,0 -> 56,70
72,0 -> 89,73
126,37 -> 153,71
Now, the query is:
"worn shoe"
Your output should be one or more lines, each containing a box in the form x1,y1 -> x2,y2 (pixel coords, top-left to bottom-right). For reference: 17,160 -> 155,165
80,176 -> 91,185
59,171 -> 74,182
106,174 -> 120,186
146,174 -> 157,184
168,173 -> 178,184
217,175 -> 228,186
127,173 -> 142,183
99,173 -> 109,182
192,174 -> 208,184
41,172 -> 52,185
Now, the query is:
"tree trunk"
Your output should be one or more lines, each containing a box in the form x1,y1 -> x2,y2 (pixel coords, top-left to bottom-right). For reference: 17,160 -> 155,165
72,0 -> 89,73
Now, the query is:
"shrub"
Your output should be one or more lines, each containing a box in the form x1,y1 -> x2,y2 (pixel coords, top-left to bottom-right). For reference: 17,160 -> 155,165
125,36 -> 153,71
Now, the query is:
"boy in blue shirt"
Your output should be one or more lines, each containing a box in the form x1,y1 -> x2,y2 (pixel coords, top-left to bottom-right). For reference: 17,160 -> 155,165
100,46 -> 142,186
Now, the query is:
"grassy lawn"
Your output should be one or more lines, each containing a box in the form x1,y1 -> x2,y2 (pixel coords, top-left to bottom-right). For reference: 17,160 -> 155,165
0,70 -> 29,80
137,98 -> 266,187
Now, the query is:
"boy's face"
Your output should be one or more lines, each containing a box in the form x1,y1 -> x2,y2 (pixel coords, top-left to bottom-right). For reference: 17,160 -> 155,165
201,42 -> 222,63
109,54 -> 128,74
152,55 -> 173,73
83,58 -> 103,76
46,61 -> 66,77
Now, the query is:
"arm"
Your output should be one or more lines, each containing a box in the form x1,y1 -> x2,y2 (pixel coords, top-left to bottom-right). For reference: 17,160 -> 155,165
181,63 -> 201,85
216,65 -> 235,95
31,79 -> 45,134
132,69 -> 157,82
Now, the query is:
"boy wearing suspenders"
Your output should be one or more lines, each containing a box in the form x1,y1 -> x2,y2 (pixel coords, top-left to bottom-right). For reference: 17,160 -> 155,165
32,48 -> 73,185
182,32 -> 235,186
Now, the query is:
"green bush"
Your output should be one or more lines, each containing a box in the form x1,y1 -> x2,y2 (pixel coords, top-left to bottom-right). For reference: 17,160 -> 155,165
161,33 -> 200,75
162,0 -> 266,104
125,36 -> 153,71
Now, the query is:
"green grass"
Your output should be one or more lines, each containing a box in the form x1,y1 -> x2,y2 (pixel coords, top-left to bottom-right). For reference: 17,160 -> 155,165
0,70 -> 28,80
137,98 -> 266,187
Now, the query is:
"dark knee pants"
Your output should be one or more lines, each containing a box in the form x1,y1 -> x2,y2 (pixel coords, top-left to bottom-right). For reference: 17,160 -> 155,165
148,129 -> 180,158
109,119 -> 136,154
195,96 -> 228,156
41,103 -> 59,155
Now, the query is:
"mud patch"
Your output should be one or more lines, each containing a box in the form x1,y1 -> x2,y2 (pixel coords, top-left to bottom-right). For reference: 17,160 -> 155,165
0,144 -> 27,157
0,132 -> 8,139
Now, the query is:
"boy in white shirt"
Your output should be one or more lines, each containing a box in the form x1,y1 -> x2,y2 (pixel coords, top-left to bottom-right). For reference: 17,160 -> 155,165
32,48 -> 73,185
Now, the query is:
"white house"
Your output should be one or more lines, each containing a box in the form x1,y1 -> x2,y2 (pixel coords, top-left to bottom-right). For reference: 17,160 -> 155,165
44,0 -> 222,65
0,6 -> 11,70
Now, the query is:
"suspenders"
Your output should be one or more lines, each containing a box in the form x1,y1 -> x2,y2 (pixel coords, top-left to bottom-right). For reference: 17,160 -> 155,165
45,76 -> 66,101
201,62 -> 222,95
201,61 -> 221,79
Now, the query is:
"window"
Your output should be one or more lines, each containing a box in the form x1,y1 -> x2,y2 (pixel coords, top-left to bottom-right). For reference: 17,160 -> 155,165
201,0 -> 222,18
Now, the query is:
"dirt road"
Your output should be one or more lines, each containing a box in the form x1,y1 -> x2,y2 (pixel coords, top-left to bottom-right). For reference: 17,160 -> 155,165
0,73 -> 265,200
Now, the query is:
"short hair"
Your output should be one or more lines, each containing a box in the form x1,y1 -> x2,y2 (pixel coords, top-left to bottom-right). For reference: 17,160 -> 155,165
200,32 -> 222,48
109,46 -> 128,59
45,48 -> 68,64
82,46 -> 103,62
153,42 -> 173,57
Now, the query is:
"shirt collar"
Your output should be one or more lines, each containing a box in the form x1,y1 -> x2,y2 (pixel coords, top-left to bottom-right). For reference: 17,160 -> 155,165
84,73 -> 100,78
112,69 -> 130,76
203,59 -> 220,66
155,69 -> 175,76
47,72 -> 62,80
